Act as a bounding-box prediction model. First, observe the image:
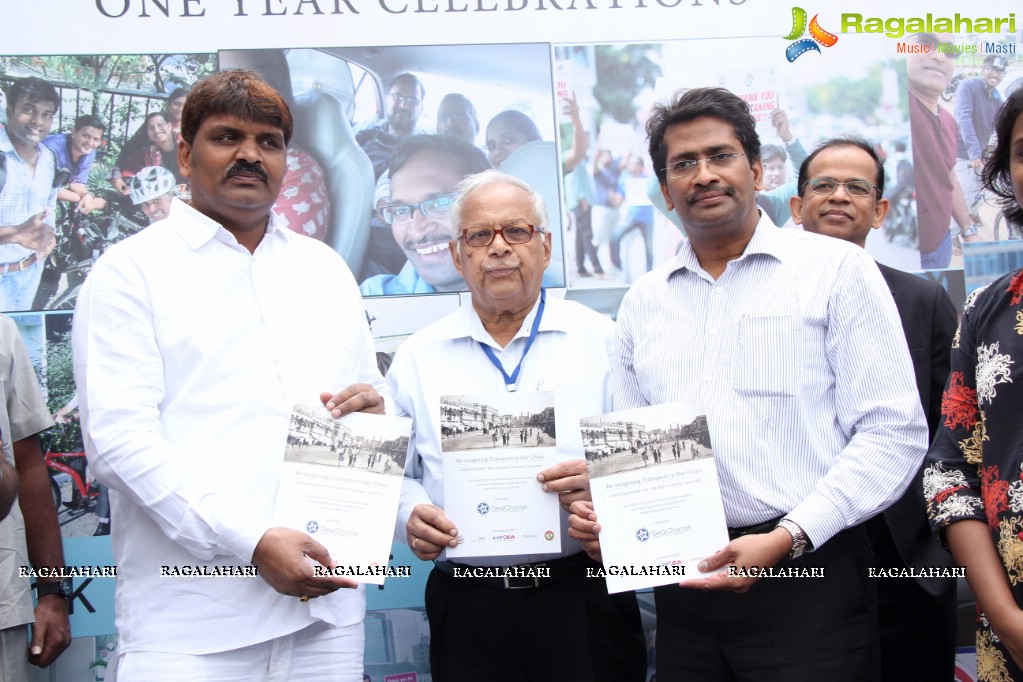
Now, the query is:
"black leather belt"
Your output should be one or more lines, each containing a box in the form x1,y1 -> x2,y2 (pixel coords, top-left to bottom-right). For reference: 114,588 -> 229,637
727,516 -> 782,541
434,552 -> 593,590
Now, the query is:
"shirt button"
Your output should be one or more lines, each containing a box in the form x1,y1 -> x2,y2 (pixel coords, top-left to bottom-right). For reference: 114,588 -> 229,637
709,328 -> 718,336
704,375 -> 711,382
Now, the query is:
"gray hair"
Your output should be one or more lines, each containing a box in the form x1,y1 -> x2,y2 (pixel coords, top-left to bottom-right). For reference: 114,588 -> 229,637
450,170 -> 548,241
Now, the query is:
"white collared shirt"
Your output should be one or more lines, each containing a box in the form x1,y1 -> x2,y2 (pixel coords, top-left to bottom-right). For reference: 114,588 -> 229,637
73,199 -> 387,654
613,212 -> 928,548
388,295 -> 614,566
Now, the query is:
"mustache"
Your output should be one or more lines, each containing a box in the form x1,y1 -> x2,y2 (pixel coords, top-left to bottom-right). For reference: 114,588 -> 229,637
482,260 -> 519,273
686,185 -> 735,205
227,161 -> 269,183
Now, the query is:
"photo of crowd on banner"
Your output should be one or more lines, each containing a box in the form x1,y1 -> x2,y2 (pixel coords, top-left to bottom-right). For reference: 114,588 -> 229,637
0,55 -> 215,314
555,35 -> 1022,294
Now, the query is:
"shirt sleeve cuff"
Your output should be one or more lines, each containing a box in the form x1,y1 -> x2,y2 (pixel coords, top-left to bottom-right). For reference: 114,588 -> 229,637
785,495 -> 847,550
220,522 -> 268,565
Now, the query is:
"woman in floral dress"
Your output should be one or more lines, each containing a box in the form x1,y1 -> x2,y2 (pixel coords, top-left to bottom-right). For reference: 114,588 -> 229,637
926,87 -> 1023,680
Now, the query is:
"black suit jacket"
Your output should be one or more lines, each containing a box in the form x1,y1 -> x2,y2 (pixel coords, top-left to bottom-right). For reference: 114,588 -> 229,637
877,263 -> 958,596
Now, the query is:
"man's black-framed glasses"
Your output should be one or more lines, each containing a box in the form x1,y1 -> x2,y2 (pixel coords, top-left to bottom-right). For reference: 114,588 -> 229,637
461,223 -> 542,247
663,152 -> 745,178
807,177 -> 880,198
378,193 -> 457,225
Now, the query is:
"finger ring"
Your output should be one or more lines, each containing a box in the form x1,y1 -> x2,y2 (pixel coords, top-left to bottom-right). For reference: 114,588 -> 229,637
412,537 -> 420,550
298,594 -> 310,602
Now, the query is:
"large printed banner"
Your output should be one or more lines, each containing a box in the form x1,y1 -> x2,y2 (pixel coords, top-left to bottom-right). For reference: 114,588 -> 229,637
2,0 -> 1019,679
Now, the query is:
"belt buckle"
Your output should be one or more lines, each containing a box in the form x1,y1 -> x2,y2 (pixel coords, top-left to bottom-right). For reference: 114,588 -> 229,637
503,573 -> 540,590
502,563 -> 544,590
1,254 -> 33,275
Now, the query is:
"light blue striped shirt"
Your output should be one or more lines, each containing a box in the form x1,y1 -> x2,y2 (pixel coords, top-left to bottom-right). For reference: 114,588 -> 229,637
0,128 -> 58,263
612,213 -> 928,549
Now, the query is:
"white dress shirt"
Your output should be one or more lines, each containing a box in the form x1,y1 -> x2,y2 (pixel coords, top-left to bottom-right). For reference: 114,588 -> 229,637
73,199 -> 387,655
388,295 -> 614,566
613,213 -> 927,548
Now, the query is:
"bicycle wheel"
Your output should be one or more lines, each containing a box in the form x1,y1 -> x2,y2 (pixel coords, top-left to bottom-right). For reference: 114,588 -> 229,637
45,282 -> 83,311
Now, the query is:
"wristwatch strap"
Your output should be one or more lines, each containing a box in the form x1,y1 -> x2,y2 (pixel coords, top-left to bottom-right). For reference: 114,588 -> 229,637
776,518 -> 808,560
36,578 -> 72,600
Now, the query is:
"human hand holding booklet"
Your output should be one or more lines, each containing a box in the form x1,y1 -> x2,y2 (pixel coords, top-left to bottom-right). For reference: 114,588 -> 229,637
273,403 -> 411,585
439,391 -> 562,558
582,400 -> 728,593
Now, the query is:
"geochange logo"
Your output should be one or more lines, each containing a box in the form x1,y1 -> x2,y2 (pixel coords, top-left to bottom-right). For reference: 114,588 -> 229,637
783,7 -> 839,62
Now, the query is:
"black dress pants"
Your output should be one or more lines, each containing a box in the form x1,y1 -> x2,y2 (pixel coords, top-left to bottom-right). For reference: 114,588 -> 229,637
654,526 -> 881,682
425,556 -> 646,682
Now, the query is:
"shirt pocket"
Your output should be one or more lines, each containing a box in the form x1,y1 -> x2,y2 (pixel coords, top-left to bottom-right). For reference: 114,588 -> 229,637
732,314 -> 797,397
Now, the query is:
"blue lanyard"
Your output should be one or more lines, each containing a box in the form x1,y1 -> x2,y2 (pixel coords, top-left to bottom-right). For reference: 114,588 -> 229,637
478,289 -> 546,392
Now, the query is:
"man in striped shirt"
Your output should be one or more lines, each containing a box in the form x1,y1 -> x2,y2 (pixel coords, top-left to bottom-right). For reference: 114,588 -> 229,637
571,87 -> 927,681
790,136 -> 958,682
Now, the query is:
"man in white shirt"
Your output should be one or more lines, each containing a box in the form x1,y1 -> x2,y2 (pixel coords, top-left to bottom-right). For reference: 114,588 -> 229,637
73,70 -> 387,682
389,170 -> 645,681
570,87 -> 927,680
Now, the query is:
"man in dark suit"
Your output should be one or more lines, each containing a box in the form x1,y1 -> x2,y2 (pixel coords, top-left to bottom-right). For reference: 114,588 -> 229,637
790,136 -> 958,682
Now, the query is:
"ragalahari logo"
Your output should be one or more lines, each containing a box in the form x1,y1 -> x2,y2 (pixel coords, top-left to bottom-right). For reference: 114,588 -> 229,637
783,7 -> 839,62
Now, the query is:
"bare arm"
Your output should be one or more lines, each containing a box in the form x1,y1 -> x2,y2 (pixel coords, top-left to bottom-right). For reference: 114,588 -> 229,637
951,171 -> 981,242
947,519 -> 1023,668
14,435 -> 71,668
561,92 -> 589,174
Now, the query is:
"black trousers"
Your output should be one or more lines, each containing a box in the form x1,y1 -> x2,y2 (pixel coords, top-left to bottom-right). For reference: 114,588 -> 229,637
654,526 -> 881,682
425,558 -> 646,682
866,516 -> 957,682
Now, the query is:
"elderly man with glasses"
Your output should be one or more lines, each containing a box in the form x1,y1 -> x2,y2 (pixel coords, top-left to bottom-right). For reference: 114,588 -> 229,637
360,135 -> 491,296
387,169 -> 646,681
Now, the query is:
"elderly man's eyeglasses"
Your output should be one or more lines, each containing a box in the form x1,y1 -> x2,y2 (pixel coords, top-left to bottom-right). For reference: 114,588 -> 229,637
461,223 -> 542,247
389,92 -> 421,108
378,193 -> 456,225
663,152 -> 745,178
807,177 -> 880,198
